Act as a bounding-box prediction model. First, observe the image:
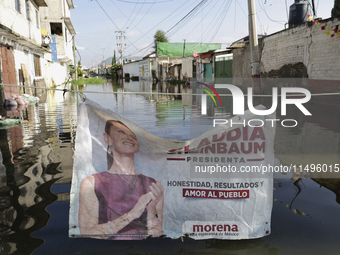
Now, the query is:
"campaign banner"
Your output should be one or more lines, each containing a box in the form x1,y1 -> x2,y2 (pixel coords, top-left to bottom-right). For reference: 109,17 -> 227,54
69,99 -> 275,240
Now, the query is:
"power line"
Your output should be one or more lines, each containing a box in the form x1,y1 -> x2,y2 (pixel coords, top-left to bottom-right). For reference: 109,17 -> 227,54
126,0 -> 147,30
207,0 -> 232,43
128,0 -> 156,31
93,0 -> 138,50
124,0 -> 191,54
166,0 -> 210,38
258,0 -> 286,25
118,0 -> 172,3
122,0 -> 140,30
200,1 -> 225,41
166,0 -> 207,35
183,0 -> 215,39
106,0 -> 153,50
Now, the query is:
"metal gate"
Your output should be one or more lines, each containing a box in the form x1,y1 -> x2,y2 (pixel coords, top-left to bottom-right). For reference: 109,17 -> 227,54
204,62 -> 212,84
214,58 -> 232,84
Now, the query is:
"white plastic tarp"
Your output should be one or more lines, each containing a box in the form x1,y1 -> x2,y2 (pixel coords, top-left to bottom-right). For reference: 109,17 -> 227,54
69,99 -> 275,240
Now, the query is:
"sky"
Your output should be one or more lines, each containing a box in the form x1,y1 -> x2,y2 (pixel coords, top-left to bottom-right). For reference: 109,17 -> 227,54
71,0 -> 335,68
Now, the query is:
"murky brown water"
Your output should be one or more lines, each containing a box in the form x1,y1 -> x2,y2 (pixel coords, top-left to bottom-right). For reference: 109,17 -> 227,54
1,79 -> 340,254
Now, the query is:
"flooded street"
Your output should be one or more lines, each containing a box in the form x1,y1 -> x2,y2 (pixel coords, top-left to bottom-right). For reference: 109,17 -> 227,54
1,79 -> 340,254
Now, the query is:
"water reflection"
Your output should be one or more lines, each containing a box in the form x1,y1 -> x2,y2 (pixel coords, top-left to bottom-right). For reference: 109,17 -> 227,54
0,90 -> 77,254
0,79 -> 340,254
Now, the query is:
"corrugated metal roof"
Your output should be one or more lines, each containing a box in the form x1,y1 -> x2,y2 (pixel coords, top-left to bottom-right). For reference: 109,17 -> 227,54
229,42 -> 246,49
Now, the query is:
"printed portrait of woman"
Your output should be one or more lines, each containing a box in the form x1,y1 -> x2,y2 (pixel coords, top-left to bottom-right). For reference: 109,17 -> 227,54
78,120 -> 164,240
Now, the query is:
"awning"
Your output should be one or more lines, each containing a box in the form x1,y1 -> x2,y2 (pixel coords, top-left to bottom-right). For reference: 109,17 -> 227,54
33,0 -> 47,6
66,0 -> 75,9
64,17 -> 76,34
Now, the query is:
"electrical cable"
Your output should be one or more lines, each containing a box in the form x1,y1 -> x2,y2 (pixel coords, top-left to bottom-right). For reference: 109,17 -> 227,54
166,0 -> 207,35
207,0 -> 232,43
183,0 -> 216,39
126,0 -> 147,30
94,0 -> 138,50
166,0 -> 209,38
122,0 -> 140,30
199,1 -> 226,42
258,0 -> 286,24
2,83 -> 340,97
118,0 -> 172,3
124,0 -> 191,55
127,0 -> 156,31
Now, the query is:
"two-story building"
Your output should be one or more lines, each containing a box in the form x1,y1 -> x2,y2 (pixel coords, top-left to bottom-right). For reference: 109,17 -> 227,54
0,0 -> 51,98
40,0 -> 76,86
0,0 -> 76,104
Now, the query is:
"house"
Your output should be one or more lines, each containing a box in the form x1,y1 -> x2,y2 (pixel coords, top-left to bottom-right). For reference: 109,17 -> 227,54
157,42 -> 222,80
0,0 -> 76,106
40,0 -> 76,86
0,0 -> 51,100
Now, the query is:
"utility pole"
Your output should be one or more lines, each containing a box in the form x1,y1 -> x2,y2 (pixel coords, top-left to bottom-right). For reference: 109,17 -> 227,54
116,31 -> 125,65
102,48 -> 106,74
183,39 -> 186,57
248,0 -> 261,93
116,31 -> 125,82
72,35 -> 77,80
96,55 -> 98,75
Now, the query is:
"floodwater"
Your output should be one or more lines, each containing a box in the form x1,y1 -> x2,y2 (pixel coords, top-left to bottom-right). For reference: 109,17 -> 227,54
1,79 -> 340,255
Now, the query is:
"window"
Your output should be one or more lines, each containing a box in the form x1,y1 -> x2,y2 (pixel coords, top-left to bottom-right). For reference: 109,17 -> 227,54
50,23 -> 63,36
34,54 -> 41,76
25,0 -> 29,20
36,10 -> 39,28
15,0 -> 21,13
65,28 -> 67,42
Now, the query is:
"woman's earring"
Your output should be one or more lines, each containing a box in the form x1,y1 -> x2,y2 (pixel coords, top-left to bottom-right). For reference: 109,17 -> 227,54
108,145 -> 112,155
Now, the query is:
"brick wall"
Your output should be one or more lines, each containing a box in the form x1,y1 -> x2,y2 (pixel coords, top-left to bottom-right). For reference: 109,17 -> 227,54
233,18 -> 340,81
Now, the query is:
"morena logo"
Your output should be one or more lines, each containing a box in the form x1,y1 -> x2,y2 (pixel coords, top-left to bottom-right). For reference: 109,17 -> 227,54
193,224 -> 239,232
198,83 -> 312,116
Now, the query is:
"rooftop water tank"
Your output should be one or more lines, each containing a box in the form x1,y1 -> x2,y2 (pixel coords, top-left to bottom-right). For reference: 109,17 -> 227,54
288,0 -> 312,27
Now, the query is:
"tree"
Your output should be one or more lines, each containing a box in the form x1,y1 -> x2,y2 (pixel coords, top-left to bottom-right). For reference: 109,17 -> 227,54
111,63 -> 121,78
154,30 -> 168,51
332,0 -> 340,19
112,50 -> 116,65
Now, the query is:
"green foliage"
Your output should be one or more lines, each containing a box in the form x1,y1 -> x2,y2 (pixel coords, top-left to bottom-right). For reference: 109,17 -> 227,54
332,0 -> 340,18
111,63 -> 121,78
169,79 -> 186,85
69,61 -> 83,77
154,30 -> 168,50
111,64 -> 120,71
70,77 -> 105,86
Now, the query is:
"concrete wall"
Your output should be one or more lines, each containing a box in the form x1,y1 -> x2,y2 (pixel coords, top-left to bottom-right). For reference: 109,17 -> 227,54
232,18 -> 340,82
123,61 -> 140,77
40,0 -> 74,64
181,57 -> 194,80
0,0 -> 42,45
123,59 -> 156,79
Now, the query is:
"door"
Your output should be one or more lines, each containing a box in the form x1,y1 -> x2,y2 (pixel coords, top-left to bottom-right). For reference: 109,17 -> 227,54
1,45 -> 18,98
215,58 -> 232,84
204,62 -> 212,83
